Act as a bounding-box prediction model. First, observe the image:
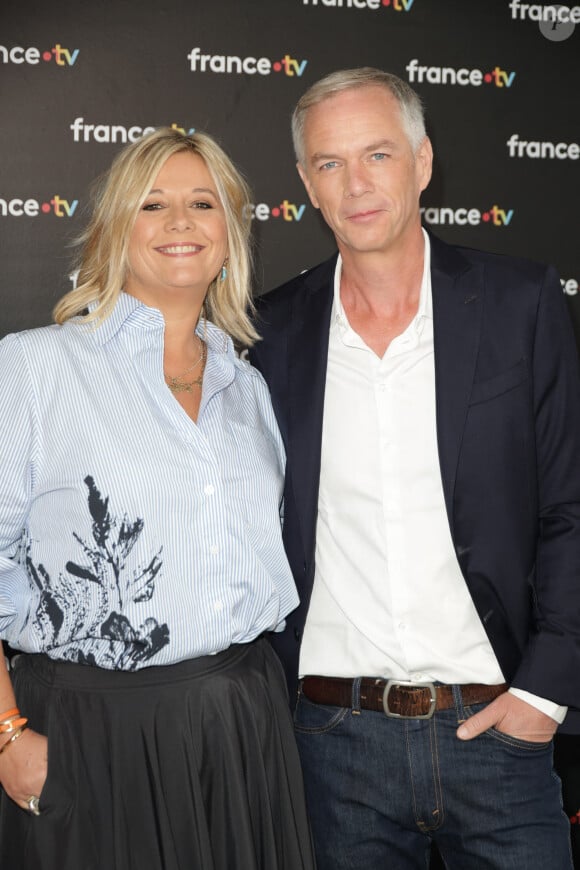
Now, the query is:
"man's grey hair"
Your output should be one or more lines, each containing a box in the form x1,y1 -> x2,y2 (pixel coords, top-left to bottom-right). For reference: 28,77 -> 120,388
292,67 -> 427,166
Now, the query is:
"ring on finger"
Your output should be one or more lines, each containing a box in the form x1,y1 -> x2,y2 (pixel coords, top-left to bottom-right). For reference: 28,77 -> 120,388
26,795 -> 41,816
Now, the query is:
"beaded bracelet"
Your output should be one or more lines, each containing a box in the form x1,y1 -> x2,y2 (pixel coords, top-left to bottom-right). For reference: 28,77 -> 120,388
0,725 -> 27,756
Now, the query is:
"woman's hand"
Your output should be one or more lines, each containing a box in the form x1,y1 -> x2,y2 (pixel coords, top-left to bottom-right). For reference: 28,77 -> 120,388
0,728 -> 48,812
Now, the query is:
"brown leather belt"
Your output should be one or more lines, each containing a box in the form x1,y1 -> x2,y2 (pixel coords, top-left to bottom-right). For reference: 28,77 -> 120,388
301,676 -> 507,719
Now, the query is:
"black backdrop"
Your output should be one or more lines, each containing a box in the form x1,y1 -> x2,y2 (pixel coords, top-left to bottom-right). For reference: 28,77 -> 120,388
1,0 -> 579,338
2,0 -> 580,860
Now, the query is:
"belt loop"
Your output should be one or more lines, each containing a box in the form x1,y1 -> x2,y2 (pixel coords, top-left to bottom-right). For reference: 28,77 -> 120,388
296,679 -> 303,705
351,677 -> 362,716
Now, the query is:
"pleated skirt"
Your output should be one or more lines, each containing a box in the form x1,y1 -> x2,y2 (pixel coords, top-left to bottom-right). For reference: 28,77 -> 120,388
0,638 -> 316,870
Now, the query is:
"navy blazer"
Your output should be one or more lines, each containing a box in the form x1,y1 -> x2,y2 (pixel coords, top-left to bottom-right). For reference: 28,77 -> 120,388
249,233 -> 580,732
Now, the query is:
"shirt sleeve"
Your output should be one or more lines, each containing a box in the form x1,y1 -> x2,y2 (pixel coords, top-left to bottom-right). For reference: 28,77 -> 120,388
0,334 -> 37,634
508,688 -> 567,725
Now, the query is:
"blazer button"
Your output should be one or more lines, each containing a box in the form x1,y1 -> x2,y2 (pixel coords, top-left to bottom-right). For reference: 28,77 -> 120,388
293,627 -> 302,641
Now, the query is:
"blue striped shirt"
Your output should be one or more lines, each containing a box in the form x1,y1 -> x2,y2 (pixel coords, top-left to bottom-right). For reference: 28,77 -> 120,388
0,292 -> 298,670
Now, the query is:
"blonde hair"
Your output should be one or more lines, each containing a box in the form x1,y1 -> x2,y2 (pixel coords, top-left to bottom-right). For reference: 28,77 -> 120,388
292,67 -> 426,166
54,128 -> 258,346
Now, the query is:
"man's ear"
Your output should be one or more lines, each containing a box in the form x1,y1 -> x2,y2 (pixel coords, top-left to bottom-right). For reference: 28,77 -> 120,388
297,162 -> 320,209
416,136 -> 433,194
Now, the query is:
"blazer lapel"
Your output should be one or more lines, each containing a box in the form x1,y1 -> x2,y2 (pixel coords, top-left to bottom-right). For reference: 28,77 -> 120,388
282,237 -> 484,556
286,257 -> 336,564
430,235 -> 484,534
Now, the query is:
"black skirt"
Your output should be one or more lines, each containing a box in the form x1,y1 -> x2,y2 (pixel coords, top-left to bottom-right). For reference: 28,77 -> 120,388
0,638 -> 316,870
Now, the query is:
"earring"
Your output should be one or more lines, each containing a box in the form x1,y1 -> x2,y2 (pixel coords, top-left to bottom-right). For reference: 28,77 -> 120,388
220,258 -> 229,282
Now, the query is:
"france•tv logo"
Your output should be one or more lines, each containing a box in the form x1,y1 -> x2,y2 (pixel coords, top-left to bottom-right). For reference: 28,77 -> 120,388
0,43 -> 79,66
249,200 -> 307,221
420,204 -> 514,227
302,0 -> 414,9
187,49 -> 307,77
406,59 -> 516,88
0,195 -> 78,218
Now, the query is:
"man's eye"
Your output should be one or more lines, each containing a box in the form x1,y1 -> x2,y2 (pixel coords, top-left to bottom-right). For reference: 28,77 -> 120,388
371,153 -> 388,161
320,161 -> 338,171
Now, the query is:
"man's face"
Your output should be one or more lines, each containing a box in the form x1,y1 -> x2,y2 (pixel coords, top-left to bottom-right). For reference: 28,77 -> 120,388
298,85 -> 432,258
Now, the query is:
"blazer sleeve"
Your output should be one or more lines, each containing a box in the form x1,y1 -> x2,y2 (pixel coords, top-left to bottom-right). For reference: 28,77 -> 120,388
510,265 -> 580,705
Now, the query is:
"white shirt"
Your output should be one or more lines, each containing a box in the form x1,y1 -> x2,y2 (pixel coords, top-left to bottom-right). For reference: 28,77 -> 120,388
299,231 -> 564,722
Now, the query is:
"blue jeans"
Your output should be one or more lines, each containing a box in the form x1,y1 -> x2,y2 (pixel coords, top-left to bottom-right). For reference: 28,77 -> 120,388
294,682 -> 572,869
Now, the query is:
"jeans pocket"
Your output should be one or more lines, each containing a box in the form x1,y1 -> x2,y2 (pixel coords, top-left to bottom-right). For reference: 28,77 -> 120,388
462,702 -> 553,752
293,693 -> 349,734
486,727 -> 553,752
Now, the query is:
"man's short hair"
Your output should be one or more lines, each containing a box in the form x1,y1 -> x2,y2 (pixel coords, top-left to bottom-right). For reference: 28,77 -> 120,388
292,67 -> 426,165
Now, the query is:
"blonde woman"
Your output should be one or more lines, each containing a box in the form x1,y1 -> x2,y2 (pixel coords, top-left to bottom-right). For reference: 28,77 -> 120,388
0,129 -> 315,870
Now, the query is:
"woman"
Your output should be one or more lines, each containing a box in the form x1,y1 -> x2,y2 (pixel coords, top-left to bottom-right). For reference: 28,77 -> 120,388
0,129 -> 315,869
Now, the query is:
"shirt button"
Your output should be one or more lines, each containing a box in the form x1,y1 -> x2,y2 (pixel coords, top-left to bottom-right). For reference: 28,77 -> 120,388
210,545 -> 219,555
204,484 -> 215,496
398,622 -> 407,631
213,600 -> 223,612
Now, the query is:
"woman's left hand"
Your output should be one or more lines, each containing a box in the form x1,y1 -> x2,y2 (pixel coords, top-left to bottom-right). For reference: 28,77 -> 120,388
0,728 -> 48,813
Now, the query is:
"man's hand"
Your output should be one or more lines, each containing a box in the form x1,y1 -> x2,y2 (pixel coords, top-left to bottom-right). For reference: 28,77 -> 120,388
456,692 -> 558,743
0,729 -> 48,811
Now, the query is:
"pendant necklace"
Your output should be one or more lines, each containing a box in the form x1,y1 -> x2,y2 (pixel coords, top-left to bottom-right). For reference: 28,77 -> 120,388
165,340 -> 207,394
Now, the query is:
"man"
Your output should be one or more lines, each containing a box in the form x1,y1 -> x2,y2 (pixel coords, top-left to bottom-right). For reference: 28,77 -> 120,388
249,67 -> 580,869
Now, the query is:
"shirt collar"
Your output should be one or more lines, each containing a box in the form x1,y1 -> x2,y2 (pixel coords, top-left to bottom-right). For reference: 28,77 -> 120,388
332,227 -> 433,330
86,292 -> 235,360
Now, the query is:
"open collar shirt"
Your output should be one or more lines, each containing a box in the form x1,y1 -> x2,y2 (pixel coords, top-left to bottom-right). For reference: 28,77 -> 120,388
299,231 -> 563,722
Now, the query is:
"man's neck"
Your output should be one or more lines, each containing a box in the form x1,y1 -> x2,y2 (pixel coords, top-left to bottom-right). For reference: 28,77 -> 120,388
338,230 -> 426,357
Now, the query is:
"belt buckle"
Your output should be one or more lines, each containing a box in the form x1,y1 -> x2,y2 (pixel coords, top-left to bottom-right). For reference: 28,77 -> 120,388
383,680 -> 437,719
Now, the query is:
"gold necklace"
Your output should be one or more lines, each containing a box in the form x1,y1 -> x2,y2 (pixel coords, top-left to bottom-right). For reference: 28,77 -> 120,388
165,341 -> 207,394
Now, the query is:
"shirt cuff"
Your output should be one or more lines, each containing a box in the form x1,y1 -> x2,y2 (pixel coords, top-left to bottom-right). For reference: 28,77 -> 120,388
509,687 -> 567,724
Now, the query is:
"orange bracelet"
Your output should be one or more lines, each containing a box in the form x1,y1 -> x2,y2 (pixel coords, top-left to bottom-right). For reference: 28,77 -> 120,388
0,708 -> 19,723
0,725 -> 27,755
0,717 -> 28,734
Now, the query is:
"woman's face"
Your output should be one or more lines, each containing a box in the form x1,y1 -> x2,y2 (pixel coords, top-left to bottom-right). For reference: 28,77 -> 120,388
124,150 -> 228,308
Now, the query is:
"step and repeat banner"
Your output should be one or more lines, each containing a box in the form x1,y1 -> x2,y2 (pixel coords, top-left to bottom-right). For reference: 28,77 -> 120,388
1,0 -> 579,858
1,0 -> 579,340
